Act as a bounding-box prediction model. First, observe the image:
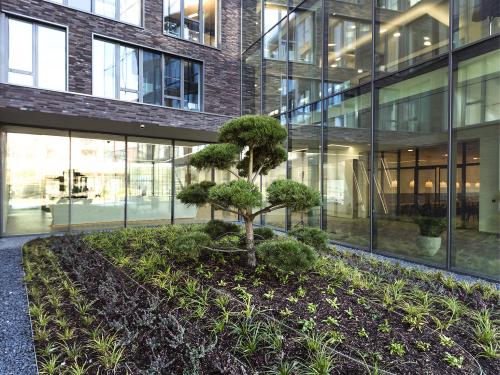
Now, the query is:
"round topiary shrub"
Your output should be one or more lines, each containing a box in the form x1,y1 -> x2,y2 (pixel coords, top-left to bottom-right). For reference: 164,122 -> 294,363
203,219 -> 241,240
173,231 -> 212,261
254,227 -> 275,241
256,239 -> 318,273
289,226 -> 329,251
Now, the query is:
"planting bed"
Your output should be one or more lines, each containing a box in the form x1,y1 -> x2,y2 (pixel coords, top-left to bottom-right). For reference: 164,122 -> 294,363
23,225 -> 499,374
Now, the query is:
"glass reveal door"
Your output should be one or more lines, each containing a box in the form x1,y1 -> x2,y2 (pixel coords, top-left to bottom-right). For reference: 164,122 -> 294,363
2,130 -> 70,235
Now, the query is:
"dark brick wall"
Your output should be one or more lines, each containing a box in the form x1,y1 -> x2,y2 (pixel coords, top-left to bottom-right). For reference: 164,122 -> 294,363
0,0 -> 241,133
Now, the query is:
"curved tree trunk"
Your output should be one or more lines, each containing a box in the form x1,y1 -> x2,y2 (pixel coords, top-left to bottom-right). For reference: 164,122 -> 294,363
244,218 -> 256,267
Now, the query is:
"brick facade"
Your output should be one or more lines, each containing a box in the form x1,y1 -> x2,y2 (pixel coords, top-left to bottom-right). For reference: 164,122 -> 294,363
0,0 -> 241,137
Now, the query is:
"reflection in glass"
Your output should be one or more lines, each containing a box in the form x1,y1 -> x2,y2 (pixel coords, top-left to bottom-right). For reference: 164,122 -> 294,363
164,0 -> 182,37
8,19 -> 33,86
242,0 -> 262,51
143,51 -> 163,105
184,60 -> 201,110
164,56 -> 182,108
454,0 -> 500,47
3,131 -> 70,235
119,46 -> 139,101
451,49 -> 500,280
119,0 -> 142,25
127,139 -> 173,226
374,66 -> 449,265
242,41 -> 262,115
95,0 -> 117,19
93,39 -> 117,99
325,89 -> 371,247
70,134 -> 126,230
376,0 -> 449,74
184,0 -> 201,42
203,0 -> 218,47
174,142 -> 212,223
37,26 -> 66,91
289,103 -> 321,228
67,0 -> 91,12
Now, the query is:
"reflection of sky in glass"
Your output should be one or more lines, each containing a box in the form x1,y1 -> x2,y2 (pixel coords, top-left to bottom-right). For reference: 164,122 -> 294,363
8,19 -> 32,73
38,26 -> 66,90
93,40 -> 116,98
119,0 -> 142,25
95,0 -> 117,18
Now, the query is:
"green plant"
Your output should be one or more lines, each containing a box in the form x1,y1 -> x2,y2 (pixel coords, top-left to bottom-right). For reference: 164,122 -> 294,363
256,239 -> 318,273
177,115 -> 320,267
280,307 -> 293,318
172,231 -> 212,261
443,352 -> 464,368
289,226 -> 329,251
326,330 -> 345,344
265,360 -> 300,375
412,215 -> 447,237
67,361 -> 91,375
388,341 -> 406,357
230,318 -> 263,356
302,346 -> 335,375
263,289 -> 275,300
204,219 -> 241,239
358,328 -> 369,339
39,354 -> 60,375
377,319 -> 391,333
322,316 -> 339,327
254,226 -> 275,241
415,340 -> 431,352
307,303 -> 318,314
298,318 -> 316,332
439,334 -> 455,348
325,297 -> 339,310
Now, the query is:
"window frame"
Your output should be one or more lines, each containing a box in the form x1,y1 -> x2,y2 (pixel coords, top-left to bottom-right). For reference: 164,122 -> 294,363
92,37 -> 203,111
46,0 -> 143,27
0,14 -> 68,91
163,0 -> 220,48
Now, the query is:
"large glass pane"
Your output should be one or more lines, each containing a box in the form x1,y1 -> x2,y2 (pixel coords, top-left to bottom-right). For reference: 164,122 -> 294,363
454,0 -> 500,47
325,88 -> 371,248
164,56 -> 182,108
3,130 -> 70,235
93,39 -> 117,98
95,0 -> 117,19
289,103 -> 321,228
263,0 -> 287,34
7,19 -> 33,86
164,0 -> 182,37
184,0 -> 201,42
184,60 -> 201,110
374,66 -> 449,265
242,40 -> 262,115
376,0 -> 449,75
37,26 -> 66,91
174,142 -> 212,223
288,6 -> 314,63
326,0 -> 371,94
203,0 -> 218,47
143,51 -> 162,105
70,134 -> 126,230
451,48 -> 500,280
263,18 -> 287,116
119,46 -> 139,101
120,0 -> 142,25
67,0 -> 91,12
127,138 -> 173,226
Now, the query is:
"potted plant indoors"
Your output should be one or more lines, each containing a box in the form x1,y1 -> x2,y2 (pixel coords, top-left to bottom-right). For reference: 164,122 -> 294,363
413,216 -> 447,256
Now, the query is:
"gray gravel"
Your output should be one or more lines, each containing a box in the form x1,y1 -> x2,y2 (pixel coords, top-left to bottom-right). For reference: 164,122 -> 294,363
0,236 -> 40,375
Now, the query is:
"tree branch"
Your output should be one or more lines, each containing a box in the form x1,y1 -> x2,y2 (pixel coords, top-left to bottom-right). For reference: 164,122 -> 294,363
252,203 -> 287,218
251,162 -> 266,184
225,169 -> 241,180
212,203 -> 241,216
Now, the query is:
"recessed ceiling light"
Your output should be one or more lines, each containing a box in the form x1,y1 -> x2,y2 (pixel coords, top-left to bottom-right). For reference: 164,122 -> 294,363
380,28 -> 387,33
424,41 -> 431,46
393,32 -> 401,37
328,43 -> 336,47
350,25 -> 356,29
335,57 -> 341,61
357,69 -> 363,73
408,149 -> 414,152
423,36 -> 430,40
330,64 -> 338,68
140,124 -> 145,129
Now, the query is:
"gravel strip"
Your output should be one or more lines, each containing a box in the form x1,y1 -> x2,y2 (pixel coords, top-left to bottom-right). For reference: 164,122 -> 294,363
0,236 -> 41,375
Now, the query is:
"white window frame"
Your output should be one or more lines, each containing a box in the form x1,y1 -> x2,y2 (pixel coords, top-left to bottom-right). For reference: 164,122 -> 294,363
0,14 -> 68,91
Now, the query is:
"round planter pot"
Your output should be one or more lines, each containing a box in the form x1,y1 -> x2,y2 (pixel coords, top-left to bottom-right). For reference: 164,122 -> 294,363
416,235 -> 442,256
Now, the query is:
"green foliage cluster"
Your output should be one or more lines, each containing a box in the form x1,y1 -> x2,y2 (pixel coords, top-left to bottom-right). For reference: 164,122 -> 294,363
413,216 -> 447,237
203,220 -> 241,240
254,227 -> 275,241
256,239 -> 318,273
176,181 -> 215,207
267,180 -> 321,211
289,227 -> 329,251
208,180 -> 262,210
189,144 -> 240,170
172,231 -> 212,261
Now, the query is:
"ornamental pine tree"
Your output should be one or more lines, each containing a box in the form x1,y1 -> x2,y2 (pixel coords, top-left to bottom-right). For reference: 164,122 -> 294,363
177,115 -> 320,267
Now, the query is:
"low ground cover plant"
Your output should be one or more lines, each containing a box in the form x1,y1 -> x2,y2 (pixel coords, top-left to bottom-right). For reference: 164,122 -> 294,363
24,223 -> 499,374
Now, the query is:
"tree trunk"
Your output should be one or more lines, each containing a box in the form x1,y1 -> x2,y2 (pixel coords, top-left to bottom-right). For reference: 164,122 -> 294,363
245,218 -> 256,267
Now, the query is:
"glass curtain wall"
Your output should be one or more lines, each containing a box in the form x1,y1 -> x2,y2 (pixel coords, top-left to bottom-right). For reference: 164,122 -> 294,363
241,0 -> 500,280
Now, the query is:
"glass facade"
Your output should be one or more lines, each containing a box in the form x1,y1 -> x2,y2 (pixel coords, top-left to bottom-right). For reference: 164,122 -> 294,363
93,38 -> 202,111
242,0 -> 499,280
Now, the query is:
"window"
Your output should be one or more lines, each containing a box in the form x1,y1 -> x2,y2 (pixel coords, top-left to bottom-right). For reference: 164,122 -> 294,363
163,0 -> 219,47
93,38 -> 202,111
48,0 -> 142,26
3,17 -> 66,91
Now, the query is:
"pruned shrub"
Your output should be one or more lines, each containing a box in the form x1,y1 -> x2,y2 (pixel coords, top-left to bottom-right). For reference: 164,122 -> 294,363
256,239 -> 318,273
254,227 -> 275,241
172,231 -> 212,261
289,226 -> 329,251
203,220 -> 241,240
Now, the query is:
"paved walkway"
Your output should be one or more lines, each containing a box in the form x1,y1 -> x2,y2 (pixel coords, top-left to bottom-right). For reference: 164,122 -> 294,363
0,236 -> 39,375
